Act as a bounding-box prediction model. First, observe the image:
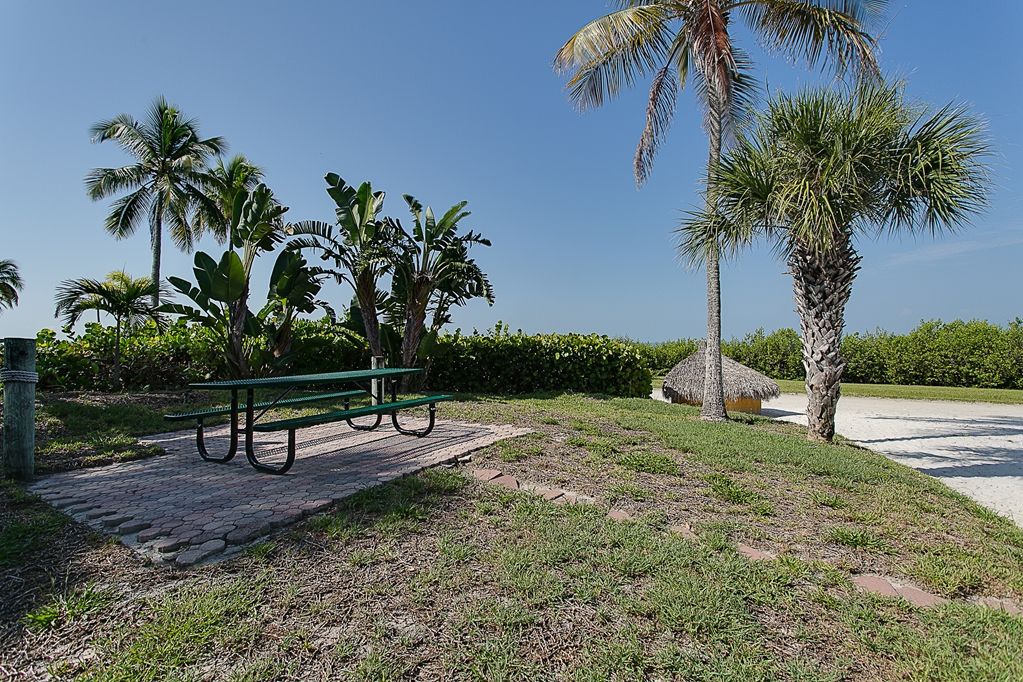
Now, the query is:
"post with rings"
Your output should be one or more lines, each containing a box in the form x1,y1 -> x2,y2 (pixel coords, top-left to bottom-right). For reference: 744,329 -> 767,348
2,337 -> 37,480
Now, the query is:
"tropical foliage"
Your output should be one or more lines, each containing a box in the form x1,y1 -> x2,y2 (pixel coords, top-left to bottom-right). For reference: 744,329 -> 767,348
85,97 -> 225,305
290,174 -> 393,358
53,271 -> 167,386
162,184 -> 330,377
678,82 -> 991,440
0,259 -> 24,312
555,0 -> 881,420
384,194 -> 494,376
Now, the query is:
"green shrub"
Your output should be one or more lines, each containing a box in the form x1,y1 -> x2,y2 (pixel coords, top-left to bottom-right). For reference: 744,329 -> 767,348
628,319 -> 1023,389
428,325 -> 652,397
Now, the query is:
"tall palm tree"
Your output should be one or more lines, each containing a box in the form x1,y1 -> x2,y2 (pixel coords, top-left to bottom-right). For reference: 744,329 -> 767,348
54,271 -> 169,387
85,97 -> 225,306
0,259 -> 24,312
678,82 -> 990,440
555,0 -> 881,421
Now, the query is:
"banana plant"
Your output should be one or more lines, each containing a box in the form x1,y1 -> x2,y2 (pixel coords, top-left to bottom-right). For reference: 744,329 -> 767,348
384,195 -> 493,383
289,174 -> 396,358
163,183 -> 327,377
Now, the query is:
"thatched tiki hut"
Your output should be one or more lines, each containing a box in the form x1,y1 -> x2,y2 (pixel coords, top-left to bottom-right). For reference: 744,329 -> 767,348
662,345 -> 780,414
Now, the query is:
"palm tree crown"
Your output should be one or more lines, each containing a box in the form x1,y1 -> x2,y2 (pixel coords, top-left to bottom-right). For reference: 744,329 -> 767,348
0,259 -> 24,312
555,0 -> 882,422
678,82 -> 990,441
85,97 -> 225,304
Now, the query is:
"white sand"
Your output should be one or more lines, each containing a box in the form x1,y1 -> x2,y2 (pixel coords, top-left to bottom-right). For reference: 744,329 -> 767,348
763,393 -> 1023,527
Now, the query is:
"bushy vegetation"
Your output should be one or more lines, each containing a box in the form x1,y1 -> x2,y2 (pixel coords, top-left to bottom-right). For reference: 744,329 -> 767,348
428,325 -> 652,397
631,319 -> 1023,389
17,321 -> 651,397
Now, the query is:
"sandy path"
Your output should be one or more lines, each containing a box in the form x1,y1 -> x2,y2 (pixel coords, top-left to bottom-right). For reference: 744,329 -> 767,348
763,393 -> 1023,526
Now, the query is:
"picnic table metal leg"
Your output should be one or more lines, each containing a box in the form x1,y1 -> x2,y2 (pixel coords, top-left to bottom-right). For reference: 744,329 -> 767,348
195,390 -> 239,463
344,397 -> 382,432
244,387 -> 296,475
391,402 -> 437,437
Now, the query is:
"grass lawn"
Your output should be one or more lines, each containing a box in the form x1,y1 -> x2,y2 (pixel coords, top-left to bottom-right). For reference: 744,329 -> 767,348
3,391 -> 1022,679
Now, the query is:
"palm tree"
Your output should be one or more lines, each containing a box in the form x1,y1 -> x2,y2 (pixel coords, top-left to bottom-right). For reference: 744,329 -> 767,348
555,0 -> 881,421
85,97 -> 225,306
0,259 -> 24,312
54,271 -> 169,387
678,82 -> 990,440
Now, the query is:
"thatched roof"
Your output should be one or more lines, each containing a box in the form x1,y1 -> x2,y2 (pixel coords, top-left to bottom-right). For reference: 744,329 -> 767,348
662,346 -> 780,403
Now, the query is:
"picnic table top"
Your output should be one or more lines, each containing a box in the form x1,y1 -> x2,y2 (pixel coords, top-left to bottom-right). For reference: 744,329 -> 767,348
189,367 -> 423,390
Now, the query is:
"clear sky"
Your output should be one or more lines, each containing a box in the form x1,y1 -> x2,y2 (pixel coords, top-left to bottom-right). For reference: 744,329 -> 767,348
1,1 -> 1020,342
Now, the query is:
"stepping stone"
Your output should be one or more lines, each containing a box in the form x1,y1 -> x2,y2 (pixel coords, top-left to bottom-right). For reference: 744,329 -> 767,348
472,469 -> 503,482
491,475 -> 519,490
851,574 -> 899,598
736,544 -> 776,561
977,597 -> 1022,615
175,539 -> 227,567
669,524 -> 697,540
607,509 -> 632,521
541,489 -> 565,502
85,509 -> 114,520
894,584 -> 948,608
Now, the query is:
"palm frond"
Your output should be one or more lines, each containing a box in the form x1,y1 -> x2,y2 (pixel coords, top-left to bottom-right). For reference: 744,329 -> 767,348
734,0 -> 881,77
555,4 -> 674,111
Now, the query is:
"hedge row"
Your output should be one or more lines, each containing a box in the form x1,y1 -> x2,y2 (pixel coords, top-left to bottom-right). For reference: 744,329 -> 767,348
16,320 -> 651,397
427,327 -> 652,397
629,319 -> 1023,389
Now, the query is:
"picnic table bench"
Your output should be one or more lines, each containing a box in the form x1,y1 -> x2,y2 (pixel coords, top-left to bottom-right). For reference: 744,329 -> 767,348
165,368 -> 452,475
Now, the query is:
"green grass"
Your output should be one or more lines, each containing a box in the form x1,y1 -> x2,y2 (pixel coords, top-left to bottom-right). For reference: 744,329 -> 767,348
776,379 -> 1023,404
7,390 -> 1023,679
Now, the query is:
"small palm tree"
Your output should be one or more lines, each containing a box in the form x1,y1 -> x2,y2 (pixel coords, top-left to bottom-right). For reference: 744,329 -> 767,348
85,97 -> 225,305
54,271 -> 169,387
0,259 -> 24,312
678,82 -> 990,441
555,0 -> 881,421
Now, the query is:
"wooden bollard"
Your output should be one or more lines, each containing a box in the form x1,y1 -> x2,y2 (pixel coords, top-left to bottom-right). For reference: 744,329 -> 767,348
2,337 -> 37,479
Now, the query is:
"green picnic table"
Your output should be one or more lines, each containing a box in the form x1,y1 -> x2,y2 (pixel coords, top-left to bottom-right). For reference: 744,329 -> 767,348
164,368 -> 452,475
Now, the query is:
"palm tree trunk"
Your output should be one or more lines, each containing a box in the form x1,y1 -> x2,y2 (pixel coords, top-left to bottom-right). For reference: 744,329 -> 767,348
151,213 -> 162,307
789,238 -> 861,442
398,287 -> 430,391
700,96 -> 727,422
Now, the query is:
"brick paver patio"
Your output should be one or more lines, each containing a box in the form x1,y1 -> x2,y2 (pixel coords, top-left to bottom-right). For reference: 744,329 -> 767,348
29,419 -> 528,567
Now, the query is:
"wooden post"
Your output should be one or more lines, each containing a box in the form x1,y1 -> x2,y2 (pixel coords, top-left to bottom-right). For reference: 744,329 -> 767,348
2,338 -> 37,480
371,355 -> 384,405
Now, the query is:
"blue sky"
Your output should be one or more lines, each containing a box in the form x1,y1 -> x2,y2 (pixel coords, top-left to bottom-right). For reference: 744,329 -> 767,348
1,1 -> 1020,342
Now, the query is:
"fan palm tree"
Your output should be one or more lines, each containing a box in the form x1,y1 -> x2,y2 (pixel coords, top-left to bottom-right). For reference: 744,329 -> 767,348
555,0 -> 881,421
54,271 -> 169,387
678,82 -> 990,441
0,259 -> 24,312
85,97 -> 225,306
